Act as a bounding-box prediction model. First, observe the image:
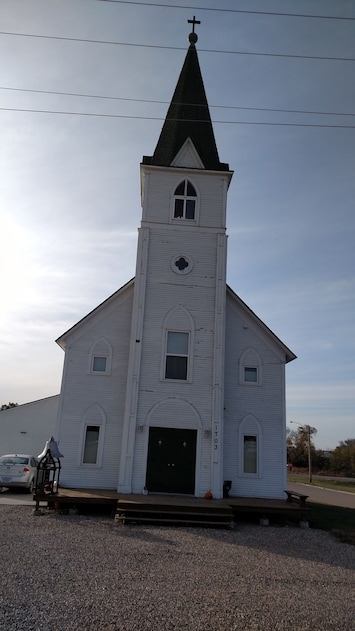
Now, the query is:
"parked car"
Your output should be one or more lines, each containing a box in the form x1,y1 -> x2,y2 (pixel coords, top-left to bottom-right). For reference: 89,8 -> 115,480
0,454 -> 38,493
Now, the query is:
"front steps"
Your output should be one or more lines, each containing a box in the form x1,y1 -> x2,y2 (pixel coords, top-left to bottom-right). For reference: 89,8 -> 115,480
115,500 -> 235,528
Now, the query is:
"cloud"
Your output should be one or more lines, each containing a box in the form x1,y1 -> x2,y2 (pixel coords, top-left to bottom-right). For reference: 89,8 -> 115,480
1,0 -> 354,453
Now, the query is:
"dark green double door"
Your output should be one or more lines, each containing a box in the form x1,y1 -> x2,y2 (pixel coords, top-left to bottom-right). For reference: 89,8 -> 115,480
146,427 -> 197,494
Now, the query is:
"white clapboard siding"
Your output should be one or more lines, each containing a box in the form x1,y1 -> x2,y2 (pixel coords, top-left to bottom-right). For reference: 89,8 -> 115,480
56,287 -> 133,488
127,158 -> 228,496
55,279 -> 292,496
141,168 -> 229,229
0,396 -> 59,457
223,292 -> 287,499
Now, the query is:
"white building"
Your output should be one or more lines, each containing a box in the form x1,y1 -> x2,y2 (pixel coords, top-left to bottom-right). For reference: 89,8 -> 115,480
54,30 -> 296,499
0,396 -> 59,457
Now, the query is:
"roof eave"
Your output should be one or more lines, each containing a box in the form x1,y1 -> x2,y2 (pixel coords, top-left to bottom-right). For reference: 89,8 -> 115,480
226,285 -> 297,363
55,278 -> 135,350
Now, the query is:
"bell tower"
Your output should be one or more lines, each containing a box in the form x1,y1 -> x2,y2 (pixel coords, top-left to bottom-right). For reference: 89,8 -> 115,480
118,21 -> 233,498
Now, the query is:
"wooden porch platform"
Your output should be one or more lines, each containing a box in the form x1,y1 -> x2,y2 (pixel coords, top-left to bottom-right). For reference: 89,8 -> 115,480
34,488 -> 309,527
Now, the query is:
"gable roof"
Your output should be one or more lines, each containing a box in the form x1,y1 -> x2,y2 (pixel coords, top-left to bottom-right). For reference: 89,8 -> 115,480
56,278 -> 295,363
0,395 -> 60,410
142,41 -> 229,172
55,278 -> 134,350
227,285 -> 297,363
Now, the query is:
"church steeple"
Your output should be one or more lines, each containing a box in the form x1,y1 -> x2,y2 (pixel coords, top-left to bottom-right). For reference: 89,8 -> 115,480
118,19 -> 233,497
143,20 -> 229,172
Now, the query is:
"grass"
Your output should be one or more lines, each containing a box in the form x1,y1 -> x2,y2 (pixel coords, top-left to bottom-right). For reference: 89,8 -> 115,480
308,501 -> 355,546
288,475 -> 355,544
288,476 -> 355,493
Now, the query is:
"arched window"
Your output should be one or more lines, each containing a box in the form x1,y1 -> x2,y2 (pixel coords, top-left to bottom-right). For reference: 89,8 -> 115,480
239,348 -> 262,386
173,180 -> 197,220
79,404 -> 106,467
161,306 -> 195,382
88,338 -> 112,375
165,331 -> 189,380
239,415 -> 262,477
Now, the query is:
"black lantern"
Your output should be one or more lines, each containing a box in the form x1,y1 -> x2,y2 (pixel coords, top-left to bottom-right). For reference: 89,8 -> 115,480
35,437 -> 63,496
223,480 -> 232,498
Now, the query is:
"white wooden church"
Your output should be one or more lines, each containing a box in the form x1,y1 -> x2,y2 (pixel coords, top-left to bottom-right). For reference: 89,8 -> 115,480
54,26 -> 296,500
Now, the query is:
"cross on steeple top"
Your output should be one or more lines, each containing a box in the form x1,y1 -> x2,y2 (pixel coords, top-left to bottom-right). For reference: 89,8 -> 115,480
188,16 -> 200,34
187,16 -> 200,44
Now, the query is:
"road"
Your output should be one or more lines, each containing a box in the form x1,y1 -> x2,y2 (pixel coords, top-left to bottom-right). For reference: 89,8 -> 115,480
0,488 -> 45,507
288,481 -> 355,509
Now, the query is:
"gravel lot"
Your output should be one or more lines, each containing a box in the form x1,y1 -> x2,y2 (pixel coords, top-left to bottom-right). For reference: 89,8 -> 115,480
1,506 -> 354,631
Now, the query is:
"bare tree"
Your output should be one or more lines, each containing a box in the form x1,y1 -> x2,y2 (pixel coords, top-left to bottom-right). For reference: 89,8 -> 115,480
0,402 -> 18,411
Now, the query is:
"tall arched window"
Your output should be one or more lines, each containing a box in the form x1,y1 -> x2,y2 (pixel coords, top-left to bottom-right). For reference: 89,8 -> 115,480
238,415 -> 262,477
161,305 -> 195,382
173,180 -> 197,220
79,404 -> 106,467
165,331 -> 189,380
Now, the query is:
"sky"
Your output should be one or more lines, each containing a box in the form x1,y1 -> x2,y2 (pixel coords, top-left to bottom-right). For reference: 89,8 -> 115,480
0,0 -> 354,450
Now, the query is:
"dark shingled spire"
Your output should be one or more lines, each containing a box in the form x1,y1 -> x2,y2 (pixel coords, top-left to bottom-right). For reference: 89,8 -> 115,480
143,37 -> 229,172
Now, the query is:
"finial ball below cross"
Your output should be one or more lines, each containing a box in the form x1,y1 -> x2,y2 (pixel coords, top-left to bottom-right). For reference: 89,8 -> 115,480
188,16 -> 200,44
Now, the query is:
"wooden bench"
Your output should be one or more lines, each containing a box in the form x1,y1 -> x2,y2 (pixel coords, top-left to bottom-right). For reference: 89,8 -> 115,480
285,490 -> 308,507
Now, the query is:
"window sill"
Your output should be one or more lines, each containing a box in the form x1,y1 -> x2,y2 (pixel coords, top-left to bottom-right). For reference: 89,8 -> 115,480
79,463 -> 103,469
88,372 -> 111,377
241,381 -> 261,387
171,218 -> 197,225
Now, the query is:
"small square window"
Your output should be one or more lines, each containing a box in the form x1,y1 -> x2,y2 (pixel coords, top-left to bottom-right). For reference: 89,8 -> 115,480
93,356 -> 107,372
244,367 -> 257,383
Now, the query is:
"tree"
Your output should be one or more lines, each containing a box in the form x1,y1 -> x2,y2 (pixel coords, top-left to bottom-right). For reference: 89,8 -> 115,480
329,439 -> 355,477
0,402 -> 18,411
287,425 -> 317,480
286,429 -> 306,466
313,448 -> 331,472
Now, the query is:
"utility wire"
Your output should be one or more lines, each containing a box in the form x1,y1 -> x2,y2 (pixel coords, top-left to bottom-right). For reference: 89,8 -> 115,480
1,31 -> 353,62
1,86 -> 354,118
1,107 -> 354,128
98,0 -> 355,21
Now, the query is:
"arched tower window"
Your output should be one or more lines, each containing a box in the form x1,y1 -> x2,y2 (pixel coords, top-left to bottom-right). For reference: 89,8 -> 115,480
161,305 -> 195,382
173,180 -> 197,220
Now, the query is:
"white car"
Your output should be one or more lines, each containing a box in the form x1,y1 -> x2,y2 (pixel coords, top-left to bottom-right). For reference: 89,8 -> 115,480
0,454 -> 38,493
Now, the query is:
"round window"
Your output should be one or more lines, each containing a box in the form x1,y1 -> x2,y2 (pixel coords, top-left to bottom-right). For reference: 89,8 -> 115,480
171,255 -> 193,275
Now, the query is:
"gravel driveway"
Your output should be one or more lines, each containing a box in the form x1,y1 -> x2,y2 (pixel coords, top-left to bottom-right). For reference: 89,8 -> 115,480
1,506 -> 354,630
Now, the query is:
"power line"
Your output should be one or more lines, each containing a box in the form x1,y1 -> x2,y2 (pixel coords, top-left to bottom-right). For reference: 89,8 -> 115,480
1,86 -> 354,118
1,31 -> 353,62
1,106 -> 354,128
98,0 -> 355,21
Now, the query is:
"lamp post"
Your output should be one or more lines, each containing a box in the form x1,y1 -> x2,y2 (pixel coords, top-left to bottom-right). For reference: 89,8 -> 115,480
290,421 -> 316,483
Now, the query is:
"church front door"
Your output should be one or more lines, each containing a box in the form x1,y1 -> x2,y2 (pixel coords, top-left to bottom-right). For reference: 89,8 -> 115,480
146,427 -> 197,494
